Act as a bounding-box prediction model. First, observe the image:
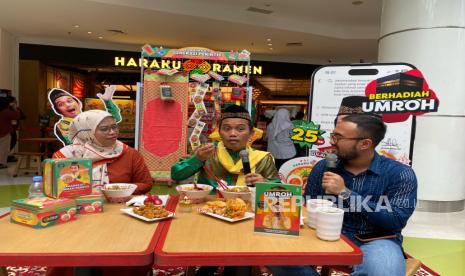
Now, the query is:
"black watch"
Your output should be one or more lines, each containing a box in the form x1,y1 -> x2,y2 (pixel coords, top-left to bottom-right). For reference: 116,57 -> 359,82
339,188 -> 352,200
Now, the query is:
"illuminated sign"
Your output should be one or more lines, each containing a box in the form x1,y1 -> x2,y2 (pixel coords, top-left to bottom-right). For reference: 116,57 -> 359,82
113,57 -> 263,75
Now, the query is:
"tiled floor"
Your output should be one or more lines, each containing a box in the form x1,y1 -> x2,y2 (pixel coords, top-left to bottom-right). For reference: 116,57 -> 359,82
0,167 -> 31,186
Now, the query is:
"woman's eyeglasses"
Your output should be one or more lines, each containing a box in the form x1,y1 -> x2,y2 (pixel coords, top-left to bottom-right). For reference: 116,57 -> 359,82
97,124 -> 119,133
329,133 -> 366,143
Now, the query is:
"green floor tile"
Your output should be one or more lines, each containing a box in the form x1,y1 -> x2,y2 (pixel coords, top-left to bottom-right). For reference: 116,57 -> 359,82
0,184 -> 29,207
404,237 -> 465,276
151,183 -> 178,195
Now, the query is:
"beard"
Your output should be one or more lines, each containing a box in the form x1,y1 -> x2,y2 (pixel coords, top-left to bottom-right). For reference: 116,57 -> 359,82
336,144 -> 360,162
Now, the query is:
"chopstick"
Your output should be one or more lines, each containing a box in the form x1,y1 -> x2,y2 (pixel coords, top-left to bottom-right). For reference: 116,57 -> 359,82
203,164 -> 228,190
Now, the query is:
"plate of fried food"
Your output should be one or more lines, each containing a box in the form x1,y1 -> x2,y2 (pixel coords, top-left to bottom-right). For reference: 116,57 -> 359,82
199,198 -> 254,222
121,202 -> 174,222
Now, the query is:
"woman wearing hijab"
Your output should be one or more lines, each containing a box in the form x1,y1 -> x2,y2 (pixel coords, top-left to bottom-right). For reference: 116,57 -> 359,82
266,108 -> 296,170
53,109 -> 152,194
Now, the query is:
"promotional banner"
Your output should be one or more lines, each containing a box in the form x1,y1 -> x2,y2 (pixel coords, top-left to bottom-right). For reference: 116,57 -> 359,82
139,45 -> 253,154
278,157 -> 317,187
290,120 -> 325,149
362,69 -> 440,123
308,63 -> 429,165
254,182 -> 301,236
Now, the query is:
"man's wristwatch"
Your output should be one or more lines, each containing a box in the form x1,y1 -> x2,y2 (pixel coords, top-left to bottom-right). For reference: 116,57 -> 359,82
339,188 -> 352,200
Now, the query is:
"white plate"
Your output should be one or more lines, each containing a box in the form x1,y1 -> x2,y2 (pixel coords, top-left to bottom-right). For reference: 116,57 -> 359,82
200,211 -> 254,222
120,208 -> 174,222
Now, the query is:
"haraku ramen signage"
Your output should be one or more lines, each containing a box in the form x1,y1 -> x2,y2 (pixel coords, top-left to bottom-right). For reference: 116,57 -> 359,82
114,56 -> 264,75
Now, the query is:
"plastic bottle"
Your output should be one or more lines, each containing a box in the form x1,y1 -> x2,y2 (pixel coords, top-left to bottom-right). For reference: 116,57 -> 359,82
28,176 -> 44,198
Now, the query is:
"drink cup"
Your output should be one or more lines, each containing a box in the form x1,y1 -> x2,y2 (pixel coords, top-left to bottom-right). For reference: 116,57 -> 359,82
306,199 -> 334,228
249,187 -> 256,211
316,207 -> 344,241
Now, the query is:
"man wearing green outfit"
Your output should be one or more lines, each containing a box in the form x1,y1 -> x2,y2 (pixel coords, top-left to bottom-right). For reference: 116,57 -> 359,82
172,105 -> 279,276
171,105 -> 279,190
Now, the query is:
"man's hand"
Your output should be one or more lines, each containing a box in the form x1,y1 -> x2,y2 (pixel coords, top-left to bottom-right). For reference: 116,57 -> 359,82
245,173 -> 265,185
195,143 -> 216,161
97,85 -> 116,101
322,172 -> 346,195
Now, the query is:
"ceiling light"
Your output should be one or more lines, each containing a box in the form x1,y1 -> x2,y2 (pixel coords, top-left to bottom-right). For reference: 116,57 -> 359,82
87,31 -> 92,34
98,36 -> 104,39
73,24 -> 80,28
352,1 -> 363,5
269,48 -> 273,50
106,29 -> 127,35
266,38 -> 272,42
286,42 -> 303,47
246,6 -> 273,14
267,43 -> 273,46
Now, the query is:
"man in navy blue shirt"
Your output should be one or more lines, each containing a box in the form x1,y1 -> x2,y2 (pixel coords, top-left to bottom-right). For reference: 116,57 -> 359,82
267,115 -> 417,276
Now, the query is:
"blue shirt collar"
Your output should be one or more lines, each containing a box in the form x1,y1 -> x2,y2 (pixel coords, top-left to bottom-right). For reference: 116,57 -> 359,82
367,152 -> 381,175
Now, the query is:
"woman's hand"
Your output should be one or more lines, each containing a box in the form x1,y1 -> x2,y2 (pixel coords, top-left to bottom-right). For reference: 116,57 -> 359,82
195,143 -> 216,161
245,173 -> 265,185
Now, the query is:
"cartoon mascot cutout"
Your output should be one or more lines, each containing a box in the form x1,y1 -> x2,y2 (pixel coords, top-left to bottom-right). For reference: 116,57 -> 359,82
47,86 -> 122,146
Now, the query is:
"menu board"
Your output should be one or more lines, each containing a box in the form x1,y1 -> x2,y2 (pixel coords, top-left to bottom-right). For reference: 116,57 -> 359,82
309,64 -> 416,164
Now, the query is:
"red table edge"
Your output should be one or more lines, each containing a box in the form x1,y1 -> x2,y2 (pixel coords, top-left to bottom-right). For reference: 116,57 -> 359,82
0,197 -> 175,267
154,197 -> 363,266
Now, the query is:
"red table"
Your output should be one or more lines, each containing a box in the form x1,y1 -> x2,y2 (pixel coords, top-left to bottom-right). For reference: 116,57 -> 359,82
0,203 -> 167,267
155,197 -> 362,268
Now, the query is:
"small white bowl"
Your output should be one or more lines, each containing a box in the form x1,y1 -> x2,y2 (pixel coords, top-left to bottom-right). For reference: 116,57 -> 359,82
175,184 -> 213,203
217,186 -> 252,202
101,183 -> 137,203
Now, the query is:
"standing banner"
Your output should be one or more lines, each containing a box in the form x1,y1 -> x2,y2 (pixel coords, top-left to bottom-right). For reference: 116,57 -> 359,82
280,64 -> 439,184
309,63 -> 417,165
254,182 -> 301,236
137,45 -> 253,178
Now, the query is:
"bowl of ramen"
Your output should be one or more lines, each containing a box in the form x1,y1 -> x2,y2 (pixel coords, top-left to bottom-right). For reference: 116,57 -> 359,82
175,184 -> 213,203
101,183 -> 137,203
217,186 -> 252,202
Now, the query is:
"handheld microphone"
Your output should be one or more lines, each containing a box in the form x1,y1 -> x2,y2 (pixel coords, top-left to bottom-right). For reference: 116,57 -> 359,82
324,152 -> 338,195
240,150 -> 251,175
240,150 -> 253,187
325,152 -> 338,173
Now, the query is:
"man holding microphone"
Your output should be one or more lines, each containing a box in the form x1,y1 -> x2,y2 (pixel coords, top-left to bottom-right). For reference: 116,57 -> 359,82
171,105 -> 280,190
268,114 -> 417,276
